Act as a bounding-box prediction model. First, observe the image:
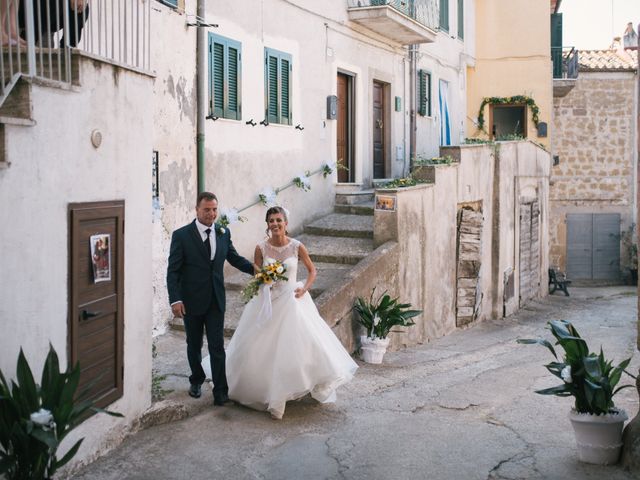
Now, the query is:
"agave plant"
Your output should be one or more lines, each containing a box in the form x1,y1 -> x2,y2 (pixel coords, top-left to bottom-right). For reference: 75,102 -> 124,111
517,320 -> 633,415
0,345 -> 122,479
354,288 -> 422,339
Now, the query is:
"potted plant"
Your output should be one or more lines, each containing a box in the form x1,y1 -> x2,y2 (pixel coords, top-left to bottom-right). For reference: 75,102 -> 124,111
0,345 -> 122,479
517,320 -> 634,465
354,289 -> 422,364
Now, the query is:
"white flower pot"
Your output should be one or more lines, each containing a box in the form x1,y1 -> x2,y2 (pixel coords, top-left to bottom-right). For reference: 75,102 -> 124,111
569,408 -> 628,465
360,336 -> 390,364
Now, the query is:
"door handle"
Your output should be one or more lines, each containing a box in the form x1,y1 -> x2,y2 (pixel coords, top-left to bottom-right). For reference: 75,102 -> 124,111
81,309 -> 102,320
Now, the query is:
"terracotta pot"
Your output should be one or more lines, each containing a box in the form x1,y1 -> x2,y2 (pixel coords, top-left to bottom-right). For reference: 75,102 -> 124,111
569,408 -> 628,465
360,336 -> 390,364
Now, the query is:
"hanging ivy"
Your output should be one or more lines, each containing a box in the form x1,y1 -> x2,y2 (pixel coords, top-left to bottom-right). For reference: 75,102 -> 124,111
477,95 -> 540,132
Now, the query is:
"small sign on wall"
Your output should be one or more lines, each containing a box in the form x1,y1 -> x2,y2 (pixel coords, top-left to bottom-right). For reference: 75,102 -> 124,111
90,234 -> 111,283
375,195 -> 396,212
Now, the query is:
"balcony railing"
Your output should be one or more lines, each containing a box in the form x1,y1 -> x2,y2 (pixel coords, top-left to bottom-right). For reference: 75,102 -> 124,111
552,46 -> 579,79
1,0 -> 151,104
347,0 -> 439,44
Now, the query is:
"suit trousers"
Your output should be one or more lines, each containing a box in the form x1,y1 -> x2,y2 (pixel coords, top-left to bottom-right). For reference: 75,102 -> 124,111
183,299 -> 227,398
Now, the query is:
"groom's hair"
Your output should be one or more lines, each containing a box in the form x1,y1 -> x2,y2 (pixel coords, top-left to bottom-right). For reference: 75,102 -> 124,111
196,192 -> 218,206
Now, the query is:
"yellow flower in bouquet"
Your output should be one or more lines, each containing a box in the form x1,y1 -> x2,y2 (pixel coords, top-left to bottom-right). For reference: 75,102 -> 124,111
242,260 -> 288,302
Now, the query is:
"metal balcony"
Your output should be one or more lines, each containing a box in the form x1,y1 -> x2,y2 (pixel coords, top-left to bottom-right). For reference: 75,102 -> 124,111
347,0 -> 438,45
552,46 -> 579,97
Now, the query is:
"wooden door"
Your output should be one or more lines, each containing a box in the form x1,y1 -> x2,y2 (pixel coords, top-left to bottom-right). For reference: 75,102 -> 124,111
373,81 -> 386,179
519,200 -> 540,306
567,213 -> 621,280
69,201 -> 125,410
337,73 -> 350,183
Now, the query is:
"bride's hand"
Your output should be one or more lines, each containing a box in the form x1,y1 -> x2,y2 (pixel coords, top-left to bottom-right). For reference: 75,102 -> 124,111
294,287 -> 306,298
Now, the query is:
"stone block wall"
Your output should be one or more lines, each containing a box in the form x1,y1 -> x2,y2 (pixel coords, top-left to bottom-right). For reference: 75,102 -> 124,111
550,72 -> 637,271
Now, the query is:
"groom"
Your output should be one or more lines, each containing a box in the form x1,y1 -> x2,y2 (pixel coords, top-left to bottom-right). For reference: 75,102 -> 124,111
167,192 -> 254,405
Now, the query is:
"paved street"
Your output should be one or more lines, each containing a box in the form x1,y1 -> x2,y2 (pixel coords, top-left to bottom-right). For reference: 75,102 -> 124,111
73,287 -> 639,480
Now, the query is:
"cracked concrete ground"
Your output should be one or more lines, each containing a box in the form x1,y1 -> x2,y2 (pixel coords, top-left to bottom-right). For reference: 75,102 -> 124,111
73,287 -> 639,480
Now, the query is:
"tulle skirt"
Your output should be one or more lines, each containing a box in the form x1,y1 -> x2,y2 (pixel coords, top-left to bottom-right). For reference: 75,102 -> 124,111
225,282 -> 358,419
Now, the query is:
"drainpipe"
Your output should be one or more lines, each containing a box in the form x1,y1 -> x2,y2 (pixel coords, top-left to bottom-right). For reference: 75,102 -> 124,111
196,0 -> 206,193
408,44 -> 417,173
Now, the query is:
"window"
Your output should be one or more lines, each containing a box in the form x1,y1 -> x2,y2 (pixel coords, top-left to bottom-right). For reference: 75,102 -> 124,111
264,47 -> 292,125
157,0 -> 178,8
417,70 -> 431,117
439,0 -> 449,32
491,105 -> 526,139
457,0 -> 464,39
208,33 -> 242,120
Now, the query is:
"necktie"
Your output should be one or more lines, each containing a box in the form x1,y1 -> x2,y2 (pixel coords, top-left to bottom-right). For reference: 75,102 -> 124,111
204,228 -> 212,260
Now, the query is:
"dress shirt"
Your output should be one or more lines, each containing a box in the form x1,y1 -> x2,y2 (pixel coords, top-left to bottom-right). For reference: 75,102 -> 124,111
195,219 -> 217,261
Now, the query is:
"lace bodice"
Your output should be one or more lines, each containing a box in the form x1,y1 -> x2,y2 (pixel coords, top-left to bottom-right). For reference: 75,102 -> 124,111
259,238 -> 300,285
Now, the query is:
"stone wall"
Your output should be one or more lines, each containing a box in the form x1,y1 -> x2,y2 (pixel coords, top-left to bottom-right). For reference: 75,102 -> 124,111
550,72 -> 638,272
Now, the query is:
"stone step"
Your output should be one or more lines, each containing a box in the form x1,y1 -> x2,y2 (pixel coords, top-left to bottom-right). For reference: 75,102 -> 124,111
334,202 -> 374,215
297,233 -> 373,265
304,213 -> 373,238
335,190 -> 375,205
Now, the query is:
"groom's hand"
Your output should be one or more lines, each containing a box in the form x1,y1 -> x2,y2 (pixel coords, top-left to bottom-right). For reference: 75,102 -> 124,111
171,302 -> 185,318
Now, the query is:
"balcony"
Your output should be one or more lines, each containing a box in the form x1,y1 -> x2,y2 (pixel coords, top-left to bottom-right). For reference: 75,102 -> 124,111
552,46 -> 579,97
1,0 -> 151,108
347,0 -> 438,45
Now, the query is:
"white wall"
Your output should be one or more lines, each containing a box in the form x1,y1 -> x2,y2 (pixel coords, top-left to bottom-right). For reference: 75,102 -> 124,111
0,58 -> 154,468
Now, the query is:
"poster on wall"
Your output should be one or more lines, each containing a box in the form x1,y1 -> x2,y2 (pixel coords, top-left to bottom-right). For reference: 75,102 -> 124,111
375,195 -> 396,212
90,234 -> 111,283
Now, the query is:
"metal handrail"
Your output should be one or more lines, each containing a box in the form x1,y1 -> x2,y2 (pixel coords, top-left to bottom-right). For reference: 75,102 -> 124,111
0,0 -> 151,105
552,46 -> 579,79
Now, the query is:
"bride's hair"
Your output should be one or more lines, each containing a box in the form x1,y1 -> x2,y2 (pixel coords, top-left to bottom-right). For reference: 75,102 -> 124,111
265,206 -> 289,236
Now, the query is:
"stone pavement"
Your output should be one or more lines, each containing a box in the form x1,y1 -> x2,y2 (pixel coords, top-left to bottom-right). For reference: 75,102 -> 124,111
73,287 -> 639,480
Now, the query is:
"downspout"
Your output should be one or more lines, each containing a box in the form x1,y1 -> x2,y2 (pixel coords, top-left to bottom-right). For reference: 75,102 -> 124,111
196,0 -> 206,193
408,44 -> 417,173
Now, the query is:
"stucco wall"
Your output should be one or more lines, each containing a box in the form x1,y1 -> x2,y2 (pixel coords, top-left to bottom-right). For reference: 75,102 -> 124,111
0,57 -> 154,469
151,0 -> 474,332
466,0 -> 552,148
372,141 -> 550,346
550,71 -> 638,272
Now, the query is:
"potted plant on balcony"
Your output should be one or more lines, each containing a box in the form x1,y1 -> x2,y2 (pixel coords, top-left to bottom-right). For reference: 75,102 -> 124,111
354,289 -> 421,364
517,320 -> 634,465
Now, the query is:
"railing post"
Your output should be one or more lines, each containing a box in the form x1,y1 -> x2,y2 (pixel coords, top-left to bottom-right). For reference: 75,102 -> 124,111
23,0 -> 37,76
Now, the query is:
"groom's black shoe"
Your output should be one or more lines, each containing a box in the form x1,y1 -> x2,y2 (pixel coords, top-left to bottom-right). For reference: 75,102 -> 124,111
188,384 -> 202,398
213,393 -> 230,406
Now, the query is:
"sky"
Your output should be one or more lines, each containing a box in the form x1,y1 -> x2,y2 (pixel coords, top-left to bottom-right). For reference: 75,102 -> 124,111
560,0 -> 640,50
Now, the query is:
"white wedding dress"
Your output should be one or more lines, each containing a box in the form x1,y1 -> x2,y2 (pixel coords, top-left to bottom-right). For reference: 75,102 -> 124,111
224,238 -> 358,419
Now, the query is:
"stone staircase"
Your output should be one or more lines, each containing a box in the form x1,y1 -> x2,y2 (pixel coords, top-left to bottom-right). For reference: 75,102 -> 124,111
170,190 -> 376,336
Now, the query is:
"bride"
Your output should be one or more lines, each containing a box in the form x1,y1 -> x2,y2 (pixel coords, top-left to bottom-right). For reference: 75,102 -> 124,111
225,206 -> 358,419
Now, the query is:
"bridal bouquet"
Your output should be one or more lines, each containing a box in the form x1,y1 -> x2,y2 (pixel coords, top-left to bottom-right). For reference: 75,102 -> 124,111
242,260 -> 288,302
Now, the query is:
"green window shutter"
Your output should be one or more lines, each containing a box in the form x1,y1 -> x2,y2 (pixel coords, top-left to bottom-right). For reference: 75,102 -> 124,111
265,48 -> 293,125
208,33 -> 242,121
457,0 -> 464,39
418,70 -> 426,116
426,72 -> 431,116
211,41 -> 224,117
440,0 -> 449,32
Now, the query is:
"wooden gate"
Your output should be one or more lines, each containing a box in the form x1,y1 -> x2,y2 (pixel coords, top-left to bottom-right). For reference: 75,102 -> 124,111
456,208 -> 483,327
519,200 -> 540,306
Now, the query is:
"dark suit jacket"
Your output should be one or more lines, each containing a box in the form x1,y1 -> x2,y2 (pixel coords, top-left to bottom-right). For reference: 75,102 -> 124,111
166,221 -> 253,316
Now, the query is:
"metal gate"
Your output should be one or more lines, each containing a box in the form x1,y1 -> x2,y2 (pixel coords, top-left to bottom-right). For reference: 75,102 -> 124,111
567,213 -> 621,280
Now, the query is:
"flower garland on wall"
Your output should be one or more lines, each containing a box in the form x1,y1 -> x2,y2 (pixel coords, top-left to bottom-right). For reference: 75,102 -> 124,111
217,161 -> 338,228
476,95 -> 541,132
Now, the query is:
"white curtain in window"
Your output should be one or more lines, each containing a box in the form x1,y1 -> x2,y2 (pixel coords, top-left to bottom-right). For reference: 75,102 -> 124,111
439,79 -> 451,146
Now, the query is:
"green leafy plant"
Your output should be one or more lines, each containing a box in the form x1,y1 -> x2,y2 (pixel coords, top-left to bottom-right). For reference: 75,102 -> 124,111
0,345 -> 123,479
354,288 -> 422,339
477,95 -> 540,131
413,154 -> 454,166
517,320 -> 633,415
